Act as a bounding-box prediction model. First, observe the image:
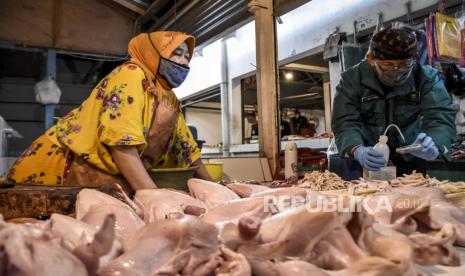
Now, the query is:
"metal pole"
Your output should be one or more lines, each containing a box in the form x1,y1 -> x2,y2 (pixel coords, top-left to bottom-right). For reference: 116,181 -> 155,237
45,49 -> 56,130
220,38 -> 231,157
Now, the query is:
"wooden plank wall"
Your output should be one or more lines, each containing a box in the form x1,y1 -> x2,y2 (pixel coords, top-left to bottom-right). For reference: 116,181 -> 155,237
0,77 -> 93,156
0,0 -> 135,55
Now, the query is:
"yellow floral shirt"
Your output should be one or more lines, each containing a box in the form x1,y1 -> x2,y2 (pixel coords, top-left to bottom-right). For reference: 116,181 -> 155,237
46,63 -> 200,174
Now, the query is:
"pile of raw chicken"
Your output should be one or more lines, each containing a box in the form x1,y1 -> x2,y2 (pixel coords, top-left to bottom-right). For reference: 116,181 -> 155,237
1,176 -> 465,275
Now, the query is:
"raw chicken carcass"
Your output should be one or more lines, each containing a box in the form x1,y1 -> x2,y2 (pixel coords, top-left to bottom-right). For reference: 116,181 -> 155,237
135,188 -> 207,222
309,226 -> 367,270
72,214 -> 118,275
49,214 -> 123,265
99,216 -> 221,276
201,197 -> 273,227
395,187 -> 465,246
273,261 -> 329,276
50,213 -> 98,248
257,206 -> 348,257
215,246 -> 252,276
76,189 -> 145,241
220,217 -> 262,251
408,223 -> 460,266
250,187 -> 308,199
359,220 -> 460,267
246,260 -> 329,276
226,182 -> 270,197
329,256 -> 412,276
0,217 -> 88,276
359,192 -> 429,234
358,222 -> 415,271
250,187 -> 312,213
76,188 -> 139,220
236,206 -> 348,269
188,178 -> 240,208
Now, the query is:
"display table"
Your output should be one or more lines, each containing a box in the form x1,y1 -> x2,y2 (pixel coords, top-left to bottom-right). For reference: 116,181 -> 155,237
226,138 -> 331,155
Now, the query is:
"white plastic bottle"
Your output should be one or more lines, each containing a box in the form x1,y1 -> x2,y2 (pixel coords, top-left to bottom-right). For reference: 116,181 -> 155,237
284,143 -> 298,179
374,135 -> 390,162
363,135 -> 390,180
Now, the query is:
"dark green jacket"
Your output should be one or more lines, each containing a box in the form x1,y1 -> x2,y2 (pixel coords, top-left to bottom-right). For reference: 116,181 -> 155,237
332,60 -> 456,159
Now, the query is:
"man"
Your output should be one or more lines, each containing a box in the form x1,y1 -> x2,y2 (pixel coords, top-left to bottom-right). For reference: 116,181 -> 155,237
332,27 -> 456,176
290,110 -> 310,135
246,112 -> 259,137
280,118 -> 291,137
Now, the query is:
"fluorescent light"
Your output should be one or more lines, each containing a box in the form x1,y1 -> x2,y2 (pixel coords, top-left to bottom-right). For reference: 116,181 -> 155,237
280,93 -> 319,100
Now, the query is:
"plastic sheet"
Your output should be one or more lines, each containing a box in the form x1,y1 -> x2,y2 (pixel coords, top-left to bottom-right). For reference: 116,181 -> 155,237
34,76 -> 62,104
425,12 -> 463,63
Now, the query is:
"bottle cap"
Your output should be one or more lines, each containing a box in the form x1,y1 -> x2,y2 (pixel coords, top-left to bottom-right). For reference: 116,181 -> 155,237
379,135 -> 388,143
285,142 -> 297,151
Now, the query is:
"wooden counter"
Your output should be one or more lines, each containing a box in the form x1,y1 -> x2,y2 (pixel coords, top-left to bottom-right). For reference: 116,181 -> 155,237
0,185 -> 85,219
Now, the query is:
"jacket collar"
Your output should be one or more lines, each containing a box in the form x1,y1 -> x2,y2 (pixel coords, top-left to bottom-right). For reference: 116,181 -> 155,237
359,60 -> 416,99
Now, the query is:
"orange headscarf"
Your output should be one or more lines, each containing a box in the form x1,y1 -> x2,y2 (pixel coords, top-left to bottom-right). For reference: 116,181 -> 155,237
128,31 -> 195,92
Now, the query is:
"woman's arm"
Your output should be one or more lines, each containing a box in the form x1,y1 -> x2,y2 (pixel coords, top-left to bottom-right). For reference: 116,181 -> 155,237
191,159 -> 212,181
110,146 -> 157,190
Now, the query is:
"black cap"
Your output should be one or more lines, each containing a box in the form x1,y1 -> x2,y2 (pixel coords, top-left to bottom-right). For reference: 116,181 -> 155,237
370,27 -> 417,60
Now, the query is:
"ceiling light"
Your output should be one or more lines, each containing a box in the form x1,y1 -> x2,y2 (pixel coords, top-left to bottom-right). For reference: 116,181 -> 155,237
285,71 -> 294,80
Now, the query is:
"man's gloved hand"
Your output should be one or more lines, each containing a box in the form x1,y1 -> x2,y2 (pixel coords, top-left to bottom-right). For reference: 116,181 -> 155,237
409,133 -> 439,161
353,146 -> 387,171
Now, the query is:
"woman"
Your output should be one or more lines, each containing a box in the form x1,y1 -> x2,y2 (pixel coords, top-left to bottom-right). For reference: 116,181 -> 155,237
7,31 -> 211,193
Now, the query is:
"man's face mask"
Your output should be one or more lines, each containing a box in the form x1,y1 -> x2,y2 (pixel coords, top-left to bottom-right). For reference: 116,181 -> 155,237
158,57 -> 190,88
373,59 -> 414,87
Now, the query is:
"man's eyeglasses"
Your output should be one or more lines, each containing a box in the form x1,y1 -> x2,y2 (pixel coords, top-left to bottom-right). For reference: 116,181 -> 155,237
374,59 -> 414,70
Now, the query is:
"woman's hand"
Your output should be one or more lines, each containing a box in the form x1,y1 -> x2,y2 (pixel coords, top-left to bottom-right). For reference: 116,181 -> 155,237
110,146 -> 158,190
191,159 -> 212,181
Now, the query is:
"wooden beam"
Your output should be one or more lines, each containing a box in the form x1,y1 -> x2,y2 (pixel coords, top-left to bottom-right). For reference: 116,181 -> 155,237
58,0 -> 134,55
274,0 -> 311,16
98,0 -> 140,19
0,0 -> 54,48
323,82 -> 332,132
0,0 -> 134,55
52,0 -> 62,47
112,0 -> 145,14
249,0 -> 280,177
283,63 -> 329,74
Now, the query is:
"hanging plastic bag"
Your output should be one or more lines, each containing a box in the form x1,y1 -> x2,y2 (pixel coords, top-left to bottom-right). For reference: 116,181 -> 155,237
459,14 -> 465,66
425,15 -> 435,64
323,31 -> 347,62
461,27 -> 465,66
34,76 -> 62,104
435,12 -> 462,61
456,95 -> 465,135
